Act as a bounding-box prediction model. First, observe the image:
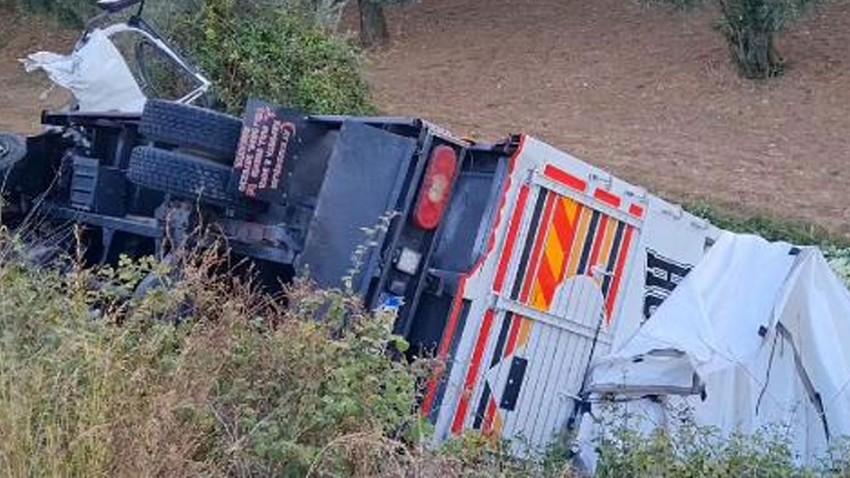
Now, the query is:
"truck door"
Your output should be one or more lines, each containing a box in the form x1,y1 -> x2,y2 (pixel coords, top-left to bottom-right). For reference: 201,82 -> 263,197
446,162 -> 644,455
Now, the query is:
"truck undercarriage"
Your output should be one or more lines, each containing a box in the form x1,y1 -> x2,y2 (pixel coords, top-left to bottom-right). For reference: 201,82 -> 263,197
1,100 -> 511,359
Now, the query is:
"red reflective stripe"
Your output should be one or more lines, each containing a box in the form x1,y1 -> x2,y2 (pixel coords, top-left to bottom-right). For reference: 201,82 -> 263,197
423,137 -> 531,424
493,185 -> 530,293
594,189 -> 621,208
452,310 -> 495,434
605,226 -> 635,320
503,193 -> 557,358
629,203 -> 644,218
421,138 -> 529,418
556,204 -> 583,283
421,277 -> 468,416
544,164 -> 587,192
503,316 -> 523,359
477,136 -> 527,277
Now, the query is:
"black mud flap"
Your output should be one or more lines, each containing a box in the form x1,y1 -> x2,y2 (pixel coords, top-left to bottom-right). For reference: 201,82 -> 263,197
296,121 -> 417,292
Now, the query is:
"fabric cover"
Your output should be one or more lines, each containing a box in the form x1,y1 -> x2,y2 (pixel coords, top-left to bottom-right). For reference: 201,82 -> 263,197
23,29 -> 146,113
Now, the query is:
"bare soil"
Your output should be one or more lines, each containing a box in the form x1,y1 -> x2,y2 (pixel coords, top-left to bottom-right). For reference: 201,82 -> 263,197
1,2 -> 848,235
364,0 -> 850,236
0,9 -> 76,134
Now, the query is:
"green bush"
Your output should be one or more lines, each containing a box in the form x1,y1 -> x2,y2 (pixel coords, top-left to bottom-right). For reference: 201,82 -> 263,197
0,236 -> 417,476
1,234 -> 847,476
10,0 -> 95,27
686,201 -> 849,248
175,0 -> 375,115
592,403 -> 825,478
9,0 -> 374,115
687,202 -> 850,288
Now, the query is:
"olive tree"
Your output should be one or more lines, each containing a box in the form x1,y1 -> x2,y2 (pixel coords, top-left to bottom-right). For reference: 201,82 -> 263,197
717,0 -> 818,78
357,0 -> 389,47
308,0 -> 415,47
653,0 -> 820,78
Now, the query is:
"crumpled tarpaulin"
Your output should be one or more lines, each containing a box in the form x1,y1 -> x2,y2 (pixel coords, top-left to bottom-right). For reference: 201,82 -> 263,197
22,29 -> 147,113
581,232 -> 850,467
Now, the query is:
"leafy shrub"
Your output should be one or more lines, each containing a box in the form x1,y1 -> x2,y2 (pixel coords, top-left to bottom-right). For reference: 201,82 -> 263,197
687,202 -> 850,288
2,228 -> 849,476
592,403 -> 818,478
8,0 -> 374,115
9,0 -> 95,27
595,425 -> 805,477
175,0 -> 375,115
431,432 -> 574,477
0,235 -> 418,476
825,246 -> 850,289
687,201 -> 849,247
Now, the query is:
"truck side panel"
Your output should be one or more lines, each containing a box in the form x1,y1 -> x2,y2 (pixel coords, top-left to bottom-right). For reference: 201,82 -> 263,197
425,136 -> 718,453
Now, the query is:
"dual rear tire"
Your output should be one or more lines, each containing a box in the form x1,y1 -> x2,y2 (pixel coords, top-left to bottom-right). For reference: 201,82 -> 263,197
129,100 -> 248,208
139,99 -> 243,163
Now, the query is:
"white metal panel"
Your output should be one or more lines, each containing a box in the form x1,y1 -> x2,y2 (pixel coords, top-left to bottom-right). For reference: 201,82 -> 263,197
428,135 -> 719,455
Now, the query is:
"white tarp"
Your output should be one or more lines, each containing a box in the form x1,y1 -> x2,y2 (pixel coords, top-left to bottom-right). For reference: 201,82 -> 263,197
22,29 -> 147,113
584,232 -> 850,464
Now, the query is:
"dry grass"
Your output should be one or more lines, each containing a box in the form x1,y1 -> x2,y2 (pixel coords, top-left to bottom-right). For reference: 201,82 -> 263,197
0,233 -> 409,476
0,228 -> 578,477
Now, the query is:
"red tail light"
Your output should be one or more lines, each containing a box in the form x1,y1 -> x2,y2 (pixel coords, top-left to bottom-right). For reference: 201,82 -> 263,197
413,145 -> 458,230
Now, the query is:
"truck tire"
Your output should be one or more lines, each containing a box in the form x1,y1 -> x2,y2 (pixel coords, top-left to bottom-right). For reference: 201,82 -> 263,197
139,100 -> 243,163
127,146 -> 247,209
0,132 -> 26,171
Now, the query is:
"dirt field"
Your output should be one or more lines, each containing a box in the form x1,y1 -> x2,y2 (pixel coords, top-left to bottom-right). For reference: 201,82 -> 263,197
0,10 -> 77,134
365,0 -> 850,236
1,1 -> 848,235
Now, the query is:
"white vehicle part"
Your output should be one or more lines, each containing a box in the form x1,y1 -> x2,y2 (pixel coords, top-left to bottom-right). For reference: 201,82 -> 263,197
584,232 -> 850,467
421,135 -> 719,456
23,29 -> 147,113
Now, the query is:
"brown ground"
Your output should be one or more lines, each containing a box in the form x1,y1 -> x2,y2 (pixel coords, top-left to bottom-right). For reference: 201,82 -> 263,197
1,2 -> 848,234
0,10 -> 77,134
364,0 -> 850,236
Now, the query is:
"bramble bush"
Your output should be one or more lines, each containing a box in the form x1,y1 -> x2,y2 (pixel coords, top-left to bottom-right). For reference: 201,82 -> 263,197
0,202 -> 848,478
173,0 -> 375,115
0,233 -> 419,476
593,404 -> 803,478
688,202 -> 850,288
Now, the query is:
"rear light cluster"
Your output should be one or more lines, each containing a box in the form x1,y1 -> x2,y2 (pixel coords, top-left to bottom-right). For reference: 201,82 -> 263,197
413,145 -> 458,230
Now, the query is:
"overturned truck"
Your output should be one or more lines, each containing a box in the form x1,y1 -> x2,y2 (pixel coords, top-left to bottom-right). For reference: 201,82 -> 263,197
0,97 -> 719,453
6,0 -> 850,463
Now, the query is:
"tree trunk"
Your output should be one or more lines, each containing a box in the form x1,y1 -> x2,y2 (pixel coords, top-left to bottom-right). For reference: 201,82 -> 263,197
358,0 -> 389,48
